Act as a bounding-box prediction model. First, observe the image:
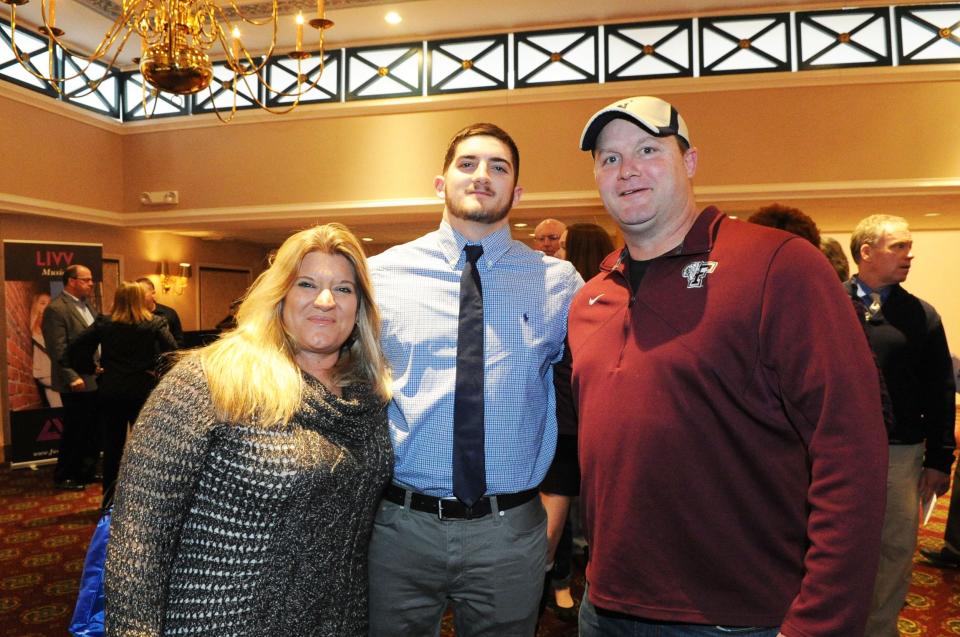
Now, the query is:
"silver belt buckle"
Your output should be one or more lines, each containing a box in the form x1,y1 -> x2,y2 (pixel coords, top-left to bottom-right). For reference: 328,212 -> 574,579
438,498 -> 449,520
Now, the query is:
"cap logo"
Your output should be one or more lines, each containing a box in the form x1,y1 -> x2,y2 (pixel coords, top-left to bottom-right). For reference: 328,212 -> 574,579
656,106 -> 680,138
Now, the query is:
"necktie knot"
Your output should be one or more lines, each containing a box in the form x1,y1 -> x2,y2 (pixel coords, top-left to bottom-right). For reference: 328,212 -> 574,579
866,291 -> 882,320
464,244 -> 484,265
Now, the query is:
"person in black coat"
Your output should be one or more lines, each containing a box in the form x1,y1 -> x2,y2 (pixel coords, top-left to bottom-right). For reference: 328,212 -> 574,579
136,277 -> 185,348
71,281 -> 177,506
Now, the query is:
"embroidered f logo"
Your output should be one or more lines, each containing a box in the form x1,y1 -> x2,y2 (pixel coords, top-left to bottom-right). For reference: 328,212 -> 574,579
681,261 -> 718,288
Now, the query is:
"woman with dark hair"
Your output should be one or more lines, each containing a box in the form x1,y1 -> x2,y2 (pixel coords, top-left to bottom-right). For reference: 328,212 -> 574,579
104,223 -> 393,637
541,222 -> 614,620
564,223 -> 616,280
70,282 -> 177,504
820,237 -> 850,282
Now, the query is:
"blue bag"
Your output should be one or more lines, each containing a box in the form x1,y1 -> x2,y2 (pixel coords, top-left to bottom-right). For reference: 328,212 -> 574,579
69,508 -> 111,637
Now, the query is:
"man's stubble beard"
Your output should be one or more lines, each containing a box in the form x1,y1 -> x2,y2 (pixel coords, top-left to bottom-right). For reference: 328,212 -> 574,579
445,192 -> 512,225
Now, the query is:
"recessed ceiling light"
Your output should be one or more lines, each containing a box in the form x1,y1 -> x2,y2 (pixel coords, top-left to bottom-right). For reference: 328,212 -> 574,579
385,11 -> 402,25
362,237 -> 374,242
514,222 -> 528,228
924,212 -> 941,217
729,215 -> 738,219
528,233 -> 536,238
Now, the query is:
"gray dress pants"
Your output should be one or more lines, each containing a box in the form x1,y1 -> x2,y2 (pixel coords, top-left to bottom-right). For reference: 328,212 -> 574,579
368,494 -> 547,637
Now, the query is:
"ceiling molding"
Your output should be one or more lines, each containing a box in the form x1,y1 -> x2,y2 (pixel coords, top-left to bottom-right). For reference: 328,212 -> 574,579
699,178 -> 960,201
0,82 -> 123,133
74,0 -> 417,22
0,192 -> 123,223
90,63 -> 960,134
6,175 -> 957,230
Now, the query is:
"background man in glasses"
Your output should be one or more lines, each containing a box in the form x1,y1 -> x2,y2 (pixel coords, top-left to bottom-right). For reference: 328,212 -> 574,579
533,218 -> 566,257
42,264 -> 100,490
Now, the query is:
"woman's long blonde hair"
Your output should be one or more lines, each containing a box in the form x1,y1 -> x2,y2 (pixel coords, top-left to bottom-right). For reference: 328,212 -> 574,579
110,282 -> 153,324
197,223 -> 391,426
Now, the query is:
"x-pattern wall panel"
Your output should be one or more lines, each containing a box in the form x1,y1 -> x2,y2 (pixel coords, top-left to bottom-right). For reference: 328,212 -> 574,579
700,14 -> 791,75
121,73 -> 190,121
606,20 -> 693,81
193,60 -> 263,113
896,4 -> 960,64
798,9 -> 891,69
346,43 -> 422,100
61,54 -> 120,117
515,27 -> 598,88
428,35 -> 507,95
265,50 -> 341,106
0,22 -> 58,95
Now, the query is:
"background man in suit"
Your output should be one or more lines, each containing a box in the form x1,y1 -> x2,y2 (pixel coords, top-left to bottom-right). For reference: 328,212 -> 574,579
42,264 -> 100,490
136,277 -> 184,348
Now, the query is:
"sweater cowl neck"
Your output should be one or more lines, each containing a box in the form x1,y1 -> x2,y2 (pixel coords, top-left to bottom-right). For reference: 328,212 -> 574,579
300,370 -> 381,423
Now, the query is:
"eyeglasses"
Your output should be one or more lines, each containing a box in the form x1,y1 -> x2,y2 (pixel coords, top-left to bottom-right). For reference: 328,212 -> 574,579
71,277 -> 94,282
534,234 -> 561,242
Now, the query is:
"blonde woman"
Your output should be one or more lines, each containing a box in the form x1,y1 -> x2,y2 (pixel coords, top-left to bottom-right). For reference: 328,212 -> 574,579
70,282 -> 177,503
104,224 -> 392,637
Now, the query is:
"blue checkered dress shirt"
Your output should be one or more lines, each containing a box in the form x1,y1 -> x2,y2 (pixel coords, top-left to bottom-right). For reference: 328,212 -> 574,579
369,221 -> 583,497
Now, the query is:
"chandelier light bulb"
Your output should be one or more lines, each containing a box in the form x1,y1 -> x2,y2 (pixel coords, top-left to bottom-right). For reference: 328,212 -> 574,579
296,11 -> 304,52
232,27 -> 241,62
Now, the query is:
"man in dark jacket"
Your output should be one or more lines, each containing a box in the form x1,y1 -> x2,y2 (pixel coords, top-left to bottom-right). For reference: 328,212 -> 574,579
136,277 -> 184,348
847,214 -> 956,637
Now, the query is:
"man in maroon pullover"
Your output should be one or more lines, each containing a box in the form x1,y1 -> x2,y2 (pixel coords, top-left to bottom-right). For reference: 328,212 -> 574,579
569,96 -> 888,637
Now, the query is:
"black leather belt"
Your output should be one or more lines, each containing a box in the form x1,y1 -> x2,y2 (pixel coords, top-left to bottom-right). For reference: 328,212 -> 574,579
383,483 -> 538,520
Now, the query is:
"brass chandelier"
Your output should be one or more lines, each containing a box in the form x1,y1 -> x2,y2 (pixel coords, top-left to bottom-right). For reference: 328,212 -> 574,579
1,0 -> 334,120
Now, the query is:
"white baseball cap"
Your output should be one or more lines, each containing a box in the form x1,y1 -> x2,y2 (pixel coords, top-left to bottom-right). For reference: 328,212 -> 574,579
579,96 -> 690,151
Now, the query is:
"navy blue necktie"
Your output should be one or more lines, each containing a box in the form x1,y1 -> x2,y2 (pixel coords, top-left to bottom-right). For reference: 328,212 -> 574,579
453,244 -> 486,507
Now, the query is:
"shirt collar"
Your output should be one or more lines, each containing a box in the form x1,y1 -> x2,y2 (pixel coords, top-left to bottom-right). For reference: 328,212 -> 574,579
853,276 -> 893,302
437,219 -> 513,270
63,291 -> 83,304
676,206 -> 725,256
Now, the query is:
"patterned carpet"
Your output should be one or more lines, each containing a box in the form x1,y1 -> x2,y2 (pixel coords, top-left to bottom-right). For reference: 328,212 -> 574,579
1,462 -> 957,636
0,465 -> 581,636
0,465 -> 101,637
902,495 -> 960,637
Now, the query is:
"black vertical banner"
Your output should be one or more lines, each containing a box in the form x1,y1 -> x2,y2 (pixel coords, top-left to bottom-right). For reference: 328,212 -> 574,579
4,240 -> 103,467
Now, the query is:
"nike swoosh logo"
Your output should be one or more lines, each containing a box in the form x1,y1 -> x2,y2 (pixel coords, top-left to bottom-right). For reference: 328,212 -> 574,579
588,294 -> 604,305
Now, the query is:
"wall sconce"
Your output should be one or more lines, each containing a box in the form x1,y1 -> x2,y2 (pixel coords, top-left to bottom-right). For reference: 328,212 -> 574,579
158,262 -> 192,295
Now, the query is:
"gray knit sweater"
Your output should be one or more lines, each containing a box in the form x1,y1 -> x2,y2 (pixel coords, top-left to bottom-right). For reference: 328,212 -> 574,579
104,357 -> 391,636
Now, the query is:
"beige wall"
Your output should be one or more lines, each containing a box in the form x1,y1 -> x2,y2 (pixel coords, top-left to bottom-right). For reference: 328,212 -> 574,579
0,95 -> 123,212
118,78 -> 960,214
